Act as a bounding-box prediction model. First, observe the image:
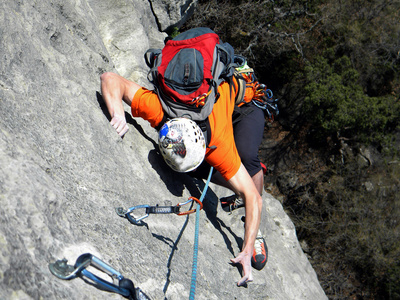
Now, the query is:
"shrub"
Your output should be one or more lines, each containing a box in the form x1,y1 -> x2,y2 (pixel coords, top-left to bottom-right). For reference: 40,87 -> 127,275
302,53 -> 400,146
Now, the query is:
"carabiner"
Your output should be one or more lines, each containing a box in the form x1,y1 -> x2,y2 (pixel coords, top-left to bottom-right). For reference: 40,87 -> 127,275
116,205 -> 150,225
49,253 -> 141,299
265,89 -> 273,99
177,196 -> 203,216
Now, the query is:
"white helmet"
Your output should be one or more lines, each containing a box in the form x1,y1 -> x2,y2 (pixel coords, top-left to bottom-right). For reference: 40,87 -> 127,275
158,118 -> 206,172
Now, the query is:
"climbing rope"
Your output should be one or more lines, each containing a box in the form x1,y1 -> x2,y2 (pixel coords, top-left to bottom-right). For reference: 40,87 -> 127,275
189,166 -> 214,300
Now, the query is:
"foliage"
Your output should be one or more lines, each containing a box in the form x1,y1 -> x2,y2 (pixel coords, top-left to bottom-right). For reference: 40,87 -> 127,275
289,160 -> 400,299
182,0 -> 320,88
320,0 -> 400,98
302,53 -> 400,146
169,27 -> 180,38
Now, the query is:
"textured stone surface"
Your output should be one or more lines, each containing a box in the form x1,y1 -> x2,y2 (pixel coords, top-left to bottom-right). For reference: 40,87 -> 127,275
0,1 -> 327,299
149,0 -> 198,32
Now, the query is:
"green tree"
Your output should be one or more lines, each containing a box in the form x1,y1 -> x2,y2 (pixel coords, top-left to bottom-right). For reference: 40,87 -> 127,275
302,53 -> 400,146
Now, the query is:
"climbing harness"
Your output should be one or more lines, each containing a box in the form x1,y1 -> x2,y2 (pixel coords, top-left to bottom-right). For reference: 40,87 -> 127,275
116,197 -> 203,225
49,253 -> 150,300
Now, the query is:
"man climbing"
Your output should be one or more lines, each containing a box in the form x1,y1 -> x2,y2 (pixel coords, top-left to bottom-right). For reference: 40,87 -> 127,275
100,28 -> 272,286
100,71 -> 266,286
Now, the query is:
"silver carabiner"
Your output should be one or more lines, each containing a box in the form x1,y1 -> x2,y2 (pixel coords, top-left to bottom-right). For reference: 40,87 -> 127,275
49,253 -> 144,299
116,205 -> 150,225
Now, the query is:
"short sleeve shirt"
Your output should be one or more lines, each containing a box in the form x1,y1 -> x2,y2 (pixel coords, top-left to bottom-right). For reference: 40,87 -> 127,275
131,82 -> 241,181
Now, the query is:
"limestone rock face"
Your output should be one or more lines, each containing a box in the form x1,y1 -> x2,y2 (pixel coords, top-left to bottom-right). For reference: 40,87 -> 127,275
149,0 -> 198,32
0,1 -> 327,299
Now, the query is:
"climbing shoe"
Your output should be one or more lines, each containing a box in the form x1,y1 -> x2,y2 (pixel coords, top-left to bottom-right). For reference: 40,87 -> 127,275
251,230 -> 268,270
220,194 -> 244,213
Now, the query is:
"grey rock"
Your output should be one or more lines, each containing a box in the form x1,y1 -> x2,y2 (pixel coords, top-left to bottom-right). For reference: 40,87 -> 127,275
363,181 -> 374,192
0,0 -> 326,299
149,0 -> 198,32
87,0 -> 167,84
359,145 -> 383,167
356,153 -> 370,169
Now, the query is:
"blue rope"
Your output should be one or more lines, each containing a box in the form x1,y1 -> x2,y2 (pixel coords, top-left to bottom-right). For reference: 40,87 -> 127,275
189,166 -> 213,300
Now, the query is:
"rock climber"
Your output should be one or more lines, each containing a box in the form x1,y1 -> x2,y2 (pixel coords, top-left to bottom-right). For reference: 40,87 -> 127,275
100,66 -> 267,286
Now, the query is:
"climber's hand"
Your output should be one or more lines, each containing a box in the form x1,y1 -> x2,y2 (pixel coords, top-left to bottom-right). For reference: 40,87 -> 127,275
110,113 -> 129,137
230,251 -> 253,286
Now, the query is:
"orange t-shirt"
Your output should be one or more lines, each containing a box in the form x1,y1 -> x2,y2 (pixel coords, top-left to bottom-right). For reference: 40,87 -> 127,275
131,82 -> 241,181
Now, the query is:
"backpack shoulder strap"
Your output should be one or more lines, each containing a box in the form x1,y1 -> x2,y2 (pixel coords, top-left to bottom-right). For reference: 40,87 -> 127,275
144,49 -> 162,84
144,49 -> 161,68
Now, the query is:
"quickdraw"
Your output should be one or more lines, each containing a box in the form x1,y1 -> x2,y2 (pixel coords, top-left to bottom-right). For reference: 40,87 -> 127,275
49,253 -> 150,300
252,83 -> 279,121
116,196 -> 203,225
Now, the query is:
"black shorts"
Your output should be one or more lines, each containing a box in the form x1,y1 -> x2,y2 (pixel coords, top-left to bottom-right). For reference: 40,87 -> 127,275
233,103 -> 265,177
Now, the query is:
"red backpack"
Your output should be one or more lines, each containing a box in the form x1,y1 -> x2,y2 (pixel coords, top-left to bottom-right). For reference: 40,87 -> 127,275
145,27 -> 242,121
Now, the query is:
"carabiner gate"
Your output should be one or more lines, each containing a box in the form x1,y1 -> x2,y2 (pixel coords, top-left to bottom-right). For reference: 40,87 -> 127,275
116,205 -> 150,225
177,196 -> 203,216
49,253 -> 140,299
